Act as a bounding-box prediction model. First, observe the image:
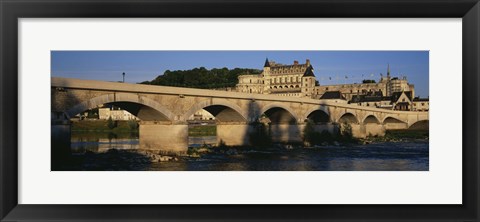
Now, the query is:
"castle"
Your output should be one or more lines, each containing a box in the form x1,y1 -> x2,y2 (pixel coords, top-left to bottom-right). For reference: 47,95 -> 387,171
236,58 -> 427,112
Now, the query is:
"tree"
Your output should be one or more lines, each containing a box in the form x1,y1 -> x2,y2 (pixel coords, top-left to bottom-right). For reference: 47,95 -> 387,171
107,116 -> 117,129
140,67 -> 262,89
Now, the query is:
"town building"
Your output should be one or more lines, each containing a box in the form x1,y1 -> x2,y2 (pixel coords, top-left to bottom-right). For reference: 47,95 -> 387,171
98,106 -> 138,120
188,109 -> 215,121
235,58 -> 427,111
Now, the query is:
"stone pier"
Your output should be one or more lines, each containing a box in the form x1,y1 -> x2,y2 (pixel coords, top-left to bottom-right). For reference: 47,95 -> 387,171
139,122 -> 188,154
216,123 -> 253,146
313,123 -> 338,135
365,124 -> 386,137
269,124 -> 302,143
350,124 -> 386,138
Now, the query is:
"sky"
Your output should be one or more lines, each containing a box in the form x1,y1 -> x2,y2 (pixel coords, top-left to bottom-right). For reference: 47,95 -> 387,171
51,51 -> 429,97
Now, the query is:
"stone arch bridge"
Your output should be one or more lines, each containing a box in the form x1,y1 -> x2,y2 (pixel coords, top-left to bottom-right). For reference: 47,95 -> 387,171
51,78 -> 428,153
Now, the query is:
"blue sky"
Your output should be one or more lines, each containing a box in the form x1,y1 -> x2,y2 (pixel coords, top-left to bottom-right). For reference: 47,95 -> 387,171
51,51 -> 429,97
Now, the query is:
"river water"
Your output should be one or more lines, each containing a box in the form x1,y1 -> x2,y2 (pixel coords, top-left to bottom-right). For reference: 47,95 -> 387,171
69,132 -> 429,171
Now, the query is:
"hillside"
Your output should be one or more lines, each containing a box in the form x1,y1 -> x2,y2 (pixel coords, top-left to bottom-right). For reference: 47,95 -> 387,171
140,67 -> 261,89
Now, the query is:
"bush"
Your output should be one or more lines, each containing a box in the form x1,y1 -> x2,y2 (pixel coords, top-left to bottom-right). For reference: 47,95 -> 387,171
107,116 -> 117,129
249,121 -> 272,147
338,122 -> 357,143
303,120 -> 334,145
303,119 -> 316,145
127,120 -> 139,130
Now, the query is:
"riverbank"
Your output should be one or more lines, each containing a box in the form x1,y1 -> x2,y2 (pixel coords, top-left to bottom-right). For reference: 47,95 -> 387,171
361,130 -> 429,144
188,125 -> 216,137
71,119 -> 139,133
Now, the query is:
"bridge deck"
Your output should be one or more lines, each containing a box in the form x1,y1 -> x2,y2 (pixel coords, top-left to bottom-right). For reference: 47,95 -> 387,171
51,77 -> 426,115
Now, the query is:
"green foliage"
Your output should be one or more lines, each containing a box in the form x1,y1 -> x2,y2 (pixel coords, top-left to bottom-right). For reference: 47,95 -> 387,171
303,120 -> 316,145
303,120 -> 334,145
338,122 -> 356,142
107,116 -> 117,129
188,125 -> 216,137
86,108 -> 99,119
71,120 -> 138,133
249,121 -> 272,147
127,120 -> 139,130
140,67 -> 262,89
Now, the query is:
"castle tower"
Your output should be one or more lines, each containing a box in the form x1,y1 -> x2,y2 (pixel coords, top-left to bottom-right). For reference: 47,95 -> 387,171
263,58 -> 271,93
301,64 -> 316,98
263,58 -> 271,76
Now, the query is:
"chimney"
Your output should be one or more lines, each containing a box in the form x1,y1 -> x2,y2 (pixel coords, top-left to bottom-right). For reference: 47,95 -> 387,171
306,59 -> 310,65
293,60 -> 299,65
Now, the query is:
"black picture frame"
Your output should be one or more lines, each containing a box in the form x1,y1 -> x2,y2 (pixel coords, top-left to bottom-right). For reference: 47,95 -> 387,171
1,0 -> 479,221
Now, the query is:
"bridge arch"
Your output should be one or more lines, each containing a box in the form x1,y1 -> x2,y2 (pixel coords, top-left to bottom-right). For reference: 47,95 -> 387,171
382,116 -> 406,124
183,99 -> 247,123
408,120 -> 429,130
338,112 -> 359,124
363,115 -> 380,124
66,93 -> 175,121
259,102 -> 299,124
304,106 -> 331,123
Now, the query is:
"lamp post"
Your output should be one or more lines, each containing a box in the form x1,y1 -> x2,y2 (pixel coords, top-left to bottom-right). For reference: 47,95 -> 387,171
122,72 -> 125,83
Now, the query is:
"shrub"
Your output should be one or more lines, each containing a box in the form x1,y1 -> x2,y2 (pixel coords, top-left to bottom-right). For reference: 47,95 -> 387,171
107,116 -> 117,129
249,121 -> 272,147
127,120 -> 139,130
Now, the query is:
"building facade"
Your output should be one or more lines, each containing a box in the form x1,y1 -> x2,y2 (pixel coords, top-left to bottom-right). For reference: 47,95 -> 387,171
235,59 -> 426,111
237,59 -> 316,97
98,107 -> 139,120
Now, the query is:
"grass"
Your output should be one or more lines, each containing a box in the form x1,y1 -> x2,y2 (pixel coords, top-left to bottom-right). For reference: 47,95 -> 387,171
71,120 -> 138,133
188,125 -> 216,137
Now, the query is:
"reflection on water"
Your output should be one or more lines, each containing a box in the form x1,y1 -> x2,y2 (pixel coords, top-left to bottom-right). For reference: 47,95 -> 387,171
71,132 -> 139,153
188,136 -> 216,147
70,132 -> 429,171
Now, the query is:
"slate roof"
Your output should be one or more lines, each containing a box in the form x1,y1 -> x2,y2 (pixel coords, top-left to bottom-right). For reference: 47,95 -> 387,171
413,97 -> 429,102
320,91 -> 345,100
264,58 -> 270,67
303,65 -> 315,77
350,95 -> 391,103
391,91 -> 413,102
